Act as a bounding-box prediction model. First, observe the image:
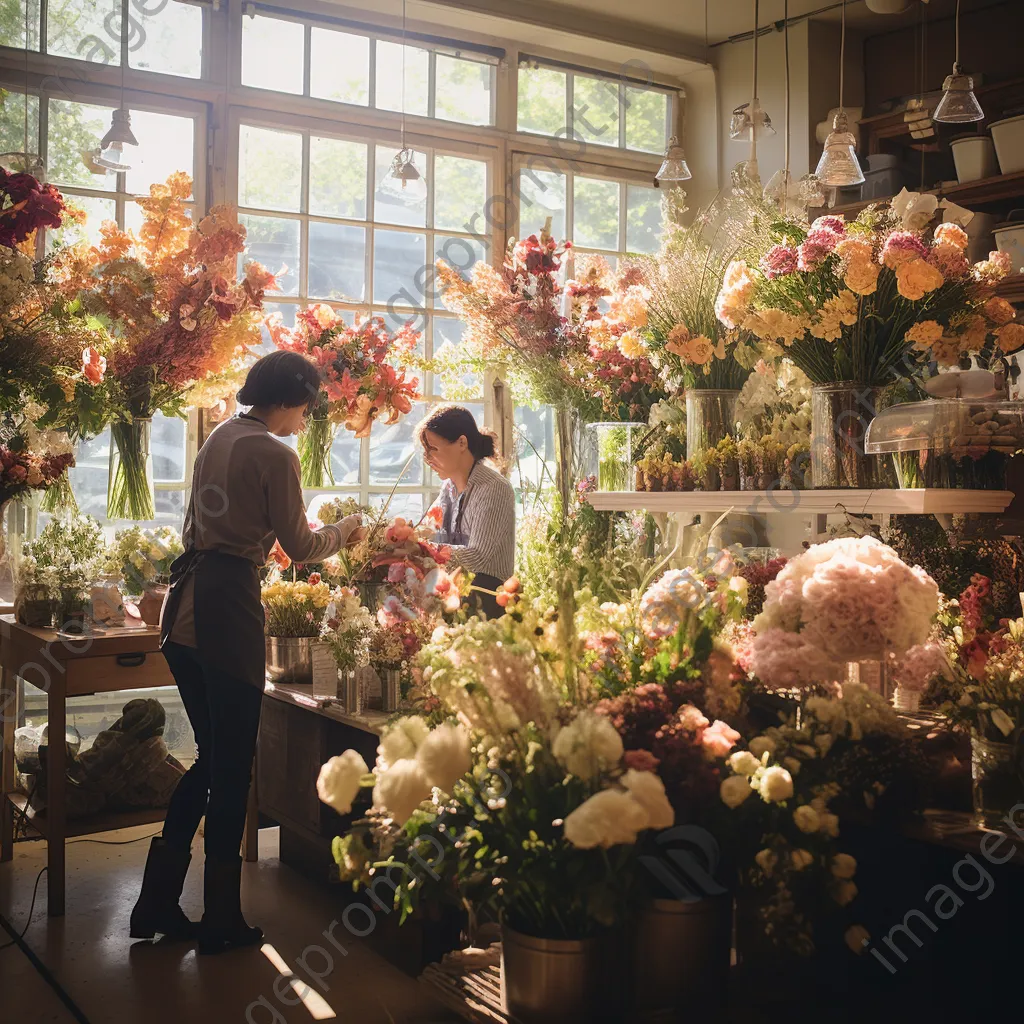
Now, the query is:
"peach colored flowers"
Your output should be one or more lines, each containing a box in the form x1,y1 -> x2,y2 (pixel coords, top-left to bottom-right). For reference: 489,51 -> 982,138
895,258 -> 944,300
933,222 -> 969,250
996,322 -> 1024,354
985,297 -> 1016,325
844,259 -> 880,296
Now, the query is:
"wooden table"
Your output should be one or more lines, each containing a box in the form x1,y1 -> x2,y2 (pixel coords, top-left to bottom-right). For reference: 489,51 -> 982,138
0,615 -> 175,916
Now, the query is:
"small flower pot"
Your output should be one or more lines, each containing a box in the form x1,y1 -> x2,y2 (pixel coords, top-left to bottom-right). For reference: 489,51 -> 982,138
137,584 -> 168,626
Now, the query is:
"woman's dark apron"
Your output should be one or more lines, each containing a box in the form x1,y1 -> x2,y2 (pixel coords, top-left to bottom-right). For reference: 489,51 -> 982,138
160,549 -> 266,689
445,478 -> 504,620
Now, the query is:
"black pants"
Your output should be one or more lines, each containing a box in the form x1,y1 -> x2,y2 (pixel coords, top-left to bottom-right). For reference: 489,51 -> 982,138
160,642 -> 264,859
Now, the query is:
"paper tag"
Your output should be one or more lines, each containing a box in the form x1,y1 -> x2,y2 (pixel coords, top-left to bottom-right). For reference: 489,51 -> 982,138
311,643 -> 338,698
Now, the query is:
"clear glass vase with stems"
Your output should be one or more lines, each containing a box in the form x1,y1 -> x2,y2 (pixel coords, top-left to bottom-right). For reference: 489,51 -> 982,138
298,416 -> 337,488
971,732 -> 1021,828
685,389 -> 739,462
810,383 -> 879,489
585,422 -> 644,492
108,417 -> 156,521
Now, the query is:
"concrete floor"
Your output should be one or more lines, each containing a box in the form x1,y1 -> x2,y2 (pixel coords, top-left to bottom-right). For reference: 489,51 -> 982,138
0,825 -> 458,1024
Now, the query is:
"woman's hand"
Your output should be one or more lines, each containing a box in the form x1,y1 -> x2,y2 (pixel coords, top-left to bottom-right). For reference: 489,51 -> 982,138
346,527 -> 367,547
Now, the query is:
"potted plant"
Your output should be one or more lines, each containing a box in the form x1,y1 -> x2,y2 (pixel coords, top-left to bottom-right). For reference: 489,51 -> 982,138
716,436 -> 740,491
262,573 -> 334,684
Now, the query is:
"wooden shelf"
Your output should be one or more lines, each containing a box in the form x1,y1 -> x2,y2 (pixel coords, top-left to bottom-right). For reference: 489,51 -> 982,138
817,170 -> 1024,220
586,488 -> 1014,515
5,791 -> 165,839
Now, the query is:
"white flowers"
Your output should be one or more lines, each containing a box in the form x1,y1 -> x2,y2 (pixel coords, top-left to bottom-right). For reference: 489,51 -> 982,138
416,723 -> 472,793
793,804 -> 821,833
377,716 -> 430,767
372,758 -> 432,827
552,711 -> 624,781
620,769 -> 675,830
720,774 -> 753,809
758,765 -> 794,803
564,789 -> 650,850
727,750 -> 761,776
369,718 -> 474,823
316,750 -> 368,815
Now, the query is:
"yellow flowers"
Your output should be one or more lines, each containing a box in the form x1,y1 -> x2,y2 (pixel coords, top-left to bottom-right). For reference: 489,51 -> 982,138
262,579 -> 334,638
905,320 -> 943,349
810,291 -> 859,342
895,259 -> 944,301
714,260 -> 756,329
844,259 -> 880,296
616,330 -> 647,359
742,309 -> 809,346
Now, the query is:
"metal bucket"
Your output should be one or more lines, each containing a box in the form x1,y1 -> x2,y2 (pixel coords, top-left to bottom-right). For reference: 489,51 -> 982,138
632,895 -> 732,1020
340,669 -> 362,714
501,926 -> 603,1023
380,666 -> 401,712
266,636 -> 314,684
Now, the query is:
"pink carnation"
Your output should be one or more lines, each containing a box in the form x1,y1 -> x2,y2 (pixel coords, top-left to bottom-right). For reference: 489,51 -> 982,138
759,244 -> 798,280
881,231 -> 929,270
797,236 -> 833,272
811,215 -> 846,238
701,719 -> 740,759
928,243 -> 969,281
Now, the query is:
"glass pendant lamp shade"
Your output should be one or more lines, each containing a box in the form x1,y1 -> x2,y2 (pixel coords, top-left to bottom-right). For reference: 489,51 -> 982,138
730,100 -> 775,141
655,135 -> 692,183
933,65 -> 984,123
814,110 -> 865,186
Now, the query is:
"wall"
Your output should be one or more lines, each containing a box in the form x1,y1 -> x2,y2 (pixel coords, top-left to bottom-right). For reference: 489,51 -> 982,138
713,20 -> 811,190
862,0 -> 1024,116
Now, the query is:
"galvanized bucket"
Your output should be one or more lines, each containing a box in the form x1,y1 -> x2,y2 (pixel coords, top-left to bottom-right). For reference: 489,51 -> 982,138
266,636 -> 314,685
501,926 -> 602,1023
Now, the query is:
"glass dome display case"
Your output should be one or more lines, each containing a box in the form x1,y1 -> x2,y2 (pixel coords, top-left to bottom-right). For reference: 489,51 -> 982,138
865,398 -> 1024,489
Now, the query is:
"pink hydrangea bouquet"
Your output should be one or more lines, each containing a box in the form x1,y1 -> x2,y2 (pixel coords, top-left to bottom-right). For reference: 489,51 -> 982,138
751,536 -> 939,688
716,194 -> 1021,386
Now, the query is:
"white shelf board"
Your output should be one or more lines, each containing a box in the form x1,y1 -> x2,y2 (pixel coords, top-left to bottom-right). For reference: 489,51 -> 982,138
586,489 -> 1015,515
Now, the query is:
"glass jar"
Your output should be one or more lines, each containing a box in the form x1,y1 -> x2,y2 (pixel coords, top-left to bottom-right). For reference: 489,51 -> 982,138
686,390 -> 738,461
15,584 -> 56,628
57,588 -> 89,634
971,733 -> 1021,828
90,573 -> 126,627
810,383 -> 879,488
585,422 -> 645,492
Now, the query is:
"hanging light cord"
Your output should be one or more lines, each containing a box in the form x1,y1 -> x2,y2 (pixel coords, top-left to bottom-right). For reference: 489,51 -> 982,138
22,0 -> 29,162
838,0 -> 846,112
400,0 -> 408,152
954,0 -> 961,69
752,0 -> 759,101
784,0 -> 790,179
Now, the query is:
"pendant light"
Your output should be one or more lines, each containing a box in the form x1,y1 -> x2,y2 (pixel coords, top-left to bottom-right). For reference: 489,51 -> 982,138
657,0 -> 705,186
0,2 -> 44,177
730,0 -> 775,185
655,135 -> 692,184
814,0 -> 865,187
85,29 -> 137,173
933,0 -> 983,123
387,0 -> 426,200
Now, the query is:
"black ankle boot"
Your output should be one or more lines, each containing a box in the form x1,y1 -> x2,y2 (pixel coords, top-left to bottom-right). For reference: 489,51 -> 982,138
198,855 -> 263,955
129,837 -> 199,940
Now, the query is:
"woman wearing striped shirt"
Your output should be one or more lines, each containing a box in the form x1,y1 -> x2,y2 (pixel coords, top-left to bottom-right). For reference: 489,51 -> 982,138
418,405 -> 515,619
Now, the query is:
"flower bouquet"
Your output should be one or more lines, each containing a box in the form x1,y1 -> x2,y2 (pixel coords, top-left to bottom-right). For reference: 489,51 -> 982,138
0,403 -> 76,519
321,585 -> 375,673
268,305 -> 420,485
261,574 -> 334,638
719,194 -> 1019,486
15,514 -> 105,629
54,174 -> 274,519
107,525 -> 183,595
750,536 -> 939,690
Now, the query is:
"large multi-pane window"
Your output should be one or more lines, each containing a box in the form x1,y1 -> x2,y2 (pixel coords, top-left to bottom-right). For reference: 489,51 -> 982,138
0,1 -> 677,534
517,59 -> 671,155
240,8 -> 497,127
0,0 -> 204,77
235,119 -> 490,518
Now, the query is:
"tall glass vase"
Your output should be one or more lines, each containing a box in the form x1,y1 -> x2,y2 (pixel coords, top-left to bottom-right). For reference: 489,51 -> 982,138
298,416 -> 337,488
108,418 -> 155,521
554,404 -> 580,524
810,383 -> 879,489
686,389 -> 738,461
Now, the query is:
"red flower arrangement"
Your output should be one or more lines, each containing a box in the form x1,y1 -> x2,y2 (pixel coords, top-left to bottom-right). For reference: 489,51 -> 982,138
0,167 -> 65,249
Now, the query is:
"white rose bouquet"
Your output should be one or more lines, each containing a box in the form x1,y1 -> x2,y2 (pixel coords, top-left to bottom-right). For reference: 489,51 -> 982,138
107,525 -> 183,595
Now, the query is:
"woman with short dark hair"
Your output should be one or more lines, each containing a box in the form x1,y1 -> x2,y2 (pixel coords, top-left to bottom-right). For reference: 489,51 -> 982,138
130,351 -> 362,953
418,404 -> 515,619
